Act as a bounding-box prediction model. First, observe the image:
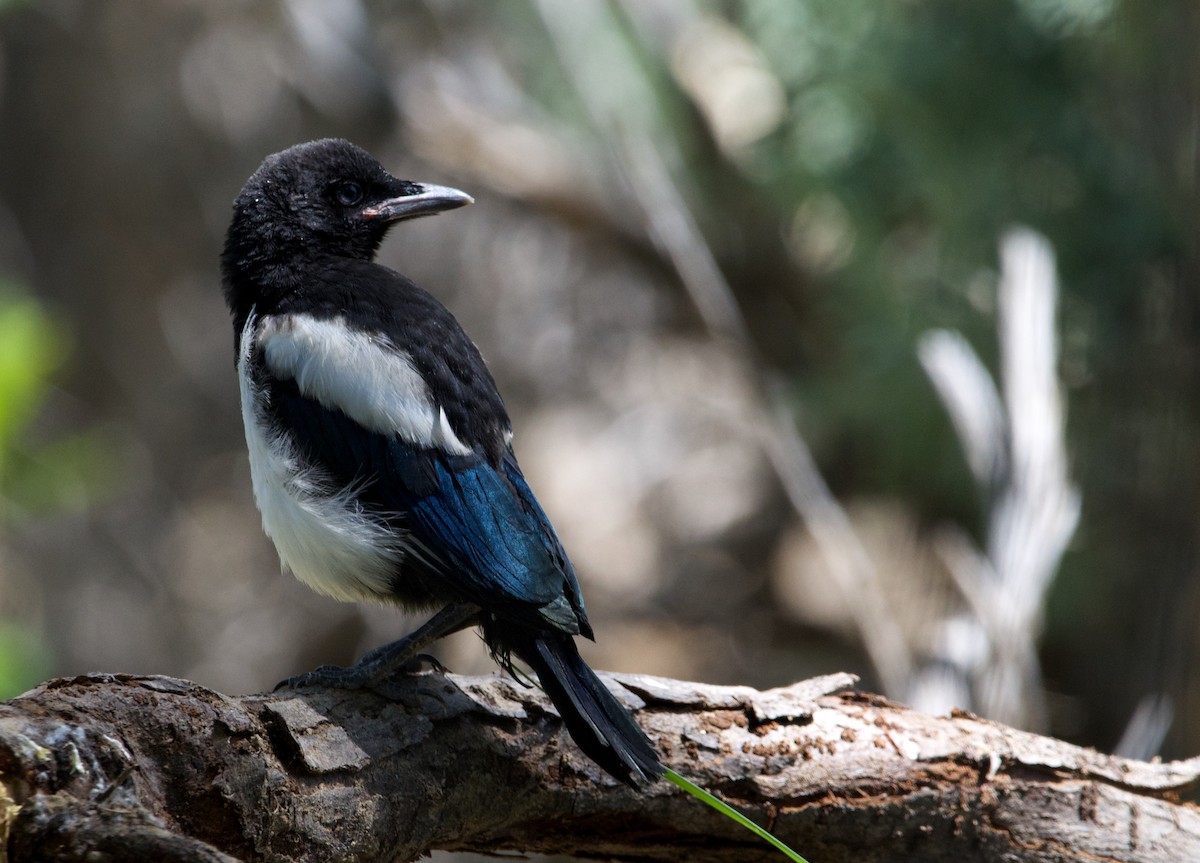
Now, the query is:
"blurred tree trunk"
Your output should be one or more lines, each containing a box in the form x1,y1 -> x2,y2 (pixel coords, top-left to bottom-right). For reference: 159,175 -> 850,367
1,671 -> 1197,862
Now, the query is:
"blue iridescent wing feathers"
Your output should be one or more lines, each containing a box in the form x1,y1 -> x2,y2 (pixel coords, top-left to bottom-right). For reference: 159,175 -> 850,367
261,365 -> 587,632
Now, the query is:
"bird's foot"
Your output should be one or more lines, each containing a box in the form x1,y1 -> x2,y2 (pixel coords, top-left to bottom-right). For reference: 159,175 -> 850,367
273,604 -> 479,692
273,653 -> 447,692
274,663 -> 368,692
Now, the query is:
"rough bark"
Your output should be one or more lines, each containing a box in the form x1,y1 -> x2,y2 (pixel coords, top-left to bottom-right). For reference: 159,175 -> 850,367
0,670 -> 1197,862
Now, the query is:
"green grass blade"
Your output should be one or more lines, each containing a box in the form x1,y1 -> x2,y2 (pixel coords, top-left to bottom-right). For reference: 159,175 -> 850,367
663,767 -> 811,863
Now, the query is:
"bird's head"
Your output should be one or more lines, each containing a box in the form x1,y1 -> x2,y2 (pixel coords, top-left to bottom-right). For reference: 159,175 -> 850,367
221,139 -> 472,309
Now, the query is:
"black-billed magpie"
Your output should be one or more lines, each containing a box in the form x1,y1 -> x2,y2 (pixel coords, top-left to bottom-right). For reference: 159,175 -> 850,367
220,139 -> 661,787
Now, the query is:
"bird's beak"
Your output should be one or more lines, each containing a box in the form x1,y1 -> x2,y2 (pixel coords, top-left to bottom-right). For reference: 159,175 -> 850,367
360,183 -> 474,222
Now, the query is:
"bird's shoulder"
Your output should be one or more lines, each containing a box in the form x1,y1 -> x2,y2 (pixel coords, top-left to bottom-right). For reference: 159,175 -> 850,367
255,259 -> 511,460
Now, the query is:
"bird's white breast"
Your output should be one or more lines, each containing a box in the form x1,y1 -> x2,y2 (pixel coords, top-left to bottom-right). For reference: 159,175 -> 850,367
238,313 -> 405,603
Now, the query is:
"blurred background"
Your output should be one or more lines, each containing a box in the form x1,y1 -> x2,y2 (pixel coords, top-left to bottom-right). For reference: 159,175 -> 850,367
0,0 -> 1197,777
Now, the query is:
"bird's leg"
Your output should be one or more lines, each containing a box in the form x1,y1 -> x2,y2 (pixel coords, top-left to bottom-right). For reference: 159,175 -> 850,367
276,602 -> 481,691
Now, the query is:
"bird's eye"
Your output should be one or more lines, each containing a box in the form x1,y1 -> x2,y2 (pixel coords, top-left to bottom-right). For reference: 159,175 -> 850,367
333,181 -> 364,207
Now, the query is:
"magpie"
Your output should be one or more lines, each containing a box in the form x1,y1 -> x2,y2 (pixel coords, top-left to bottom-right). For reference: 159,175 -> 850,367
220,139 -> 662,787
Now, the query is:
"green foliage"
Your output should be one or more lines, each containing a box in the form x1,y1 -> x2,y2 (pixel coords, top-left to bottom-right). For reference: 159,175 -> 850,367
0,286 -> 117,518
0,620 -> 50,698
733,1 -> 1181,518
0,284 -> 116,697
0,288 -> 66,470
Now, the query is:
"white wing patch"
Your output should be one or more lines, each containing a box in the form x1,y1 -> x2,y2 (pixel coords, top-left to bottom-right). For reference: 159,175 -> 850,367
238,313 -> 406,603
259,313 -> 471,455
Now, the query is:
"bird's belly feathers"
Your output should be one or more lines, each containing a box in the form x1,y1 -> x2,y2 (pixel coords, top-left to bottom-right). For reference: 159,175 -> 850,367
238,322 -> 403,603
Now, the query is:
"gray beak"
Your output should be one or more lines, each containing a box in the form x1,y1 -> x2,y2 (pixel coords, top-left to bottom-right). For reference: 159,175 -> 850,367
361,183 -> 474,222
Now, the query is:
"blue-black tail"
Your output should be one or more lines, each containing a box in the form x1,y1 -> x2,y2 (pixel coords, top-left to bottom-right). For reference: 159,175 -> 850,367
509,633 -> 662,788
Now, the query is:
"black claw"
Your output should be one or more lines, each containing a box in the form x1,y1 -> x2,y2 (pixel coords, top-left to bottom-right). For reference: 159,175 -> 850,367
409,653 -> 448,674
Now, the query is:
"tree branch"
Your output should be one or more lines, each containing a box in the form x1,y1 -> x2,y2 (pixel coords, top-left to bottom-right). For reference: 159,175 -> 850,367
1,671 -> 1197,862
